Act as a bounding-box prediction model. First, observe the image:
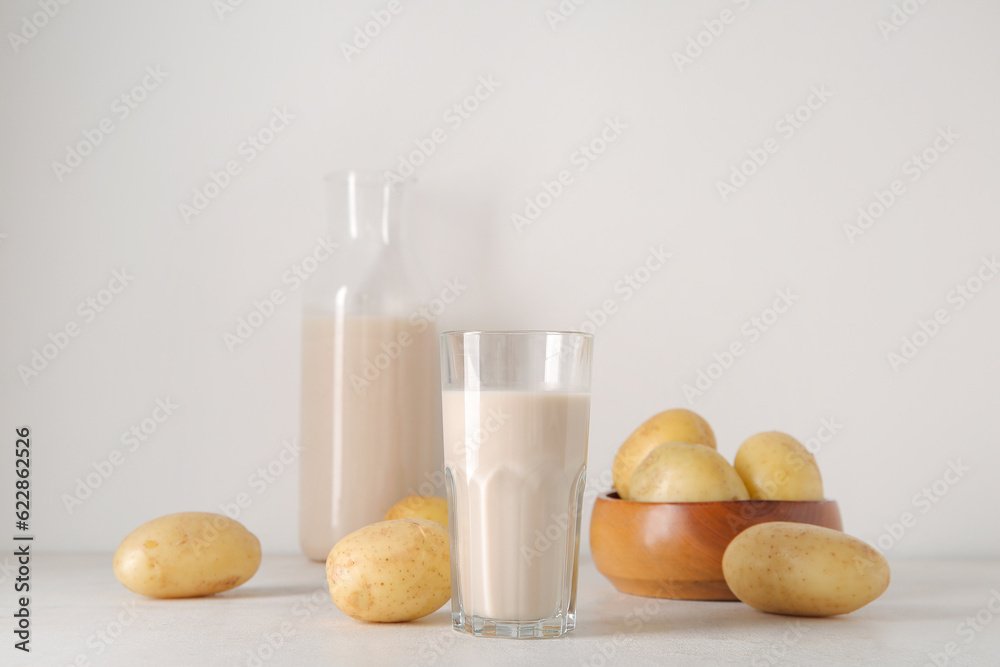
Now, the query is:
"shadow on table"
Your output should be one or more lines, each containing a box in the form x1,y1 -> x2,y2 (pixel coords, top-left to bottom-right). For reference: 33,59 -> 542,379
570,594 -> 858,640
221,584 -> 327,599
407,608 -> 452,627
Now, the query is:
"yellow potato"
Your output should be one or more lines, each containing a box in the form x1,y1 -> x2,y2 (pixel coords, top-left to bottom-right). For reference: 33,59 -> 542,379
613,408 -> 716,499
384,495 -> 449,526
629,441 -> 749,502
326,519 -> 450,622
734,431 -> 823,500
723,522 -> 890,616
113,512 -> 261,598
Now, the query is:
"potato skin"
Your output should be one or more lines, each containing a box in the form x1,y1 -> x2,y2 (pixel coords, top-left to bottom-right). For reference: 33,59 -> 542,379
734,431 -> 823,500
629,441 -> 749,502
113,512 -> 261,598
326,519 -> 450,623
613,409 -> 716,499
384,495 -> 449,526
722,522 -> 890,616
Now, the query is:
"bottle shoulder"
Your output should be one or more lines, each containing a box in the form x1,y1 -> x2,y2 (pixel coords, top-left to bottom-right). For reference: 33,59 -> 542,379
303,255 -> 431,318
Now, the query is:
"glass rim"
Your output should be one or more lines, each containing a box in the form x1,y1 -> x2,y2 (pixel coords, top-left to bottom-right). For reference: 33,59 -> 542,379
441,330 -> 593,338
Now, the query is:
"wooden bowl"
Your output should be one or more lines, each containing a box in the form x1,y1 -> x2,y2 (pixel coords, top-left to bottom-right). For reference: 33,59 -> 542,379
590,492 -> 842,600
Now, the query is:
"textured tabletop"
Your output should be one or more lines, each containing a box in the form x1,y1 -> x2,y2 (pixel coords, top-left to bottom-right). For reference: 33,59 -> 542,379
9,554 -> 1000,666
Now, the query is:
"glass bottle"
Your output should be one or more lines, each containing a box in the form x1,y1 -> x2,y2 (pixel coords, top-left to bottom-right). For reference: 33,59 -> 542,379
299,171 -> 443,561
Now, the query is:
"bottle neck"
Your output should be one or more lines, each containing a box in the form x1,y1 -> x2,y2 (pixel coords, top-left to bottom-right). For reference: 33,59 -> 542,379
308,173 -> 426,314
327,172 -> 405,248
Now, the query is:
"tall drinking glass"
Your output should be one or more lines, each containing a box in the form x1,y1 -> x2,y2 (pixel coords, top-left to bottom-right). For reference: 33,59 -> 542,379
441,331 -> 593,638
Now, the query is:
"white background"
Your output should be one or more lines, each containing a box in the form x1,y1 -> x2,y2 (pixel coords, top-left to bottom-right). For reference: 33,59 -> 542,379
1,0 -> 998,559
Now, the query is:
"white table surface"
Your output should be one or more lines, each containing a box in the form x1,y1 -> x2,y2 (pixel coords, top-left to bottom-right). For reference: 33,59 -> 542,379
9,554 -> 1000,666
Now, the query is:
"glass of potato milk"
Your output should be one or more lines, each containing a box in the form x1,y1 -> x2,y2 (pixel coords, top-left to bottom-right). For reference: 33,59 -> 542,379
441,331 -> 592,638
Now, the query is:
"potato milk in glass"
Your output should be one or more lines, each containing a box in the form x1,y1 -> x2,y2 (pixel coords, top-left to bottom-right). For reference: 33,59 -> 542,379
441,331 -> 593,638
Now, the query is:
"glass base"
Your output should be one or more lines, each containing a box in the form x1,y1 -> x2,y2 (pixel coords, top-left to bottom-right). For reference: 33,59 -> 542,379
452,610 -> 576,639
